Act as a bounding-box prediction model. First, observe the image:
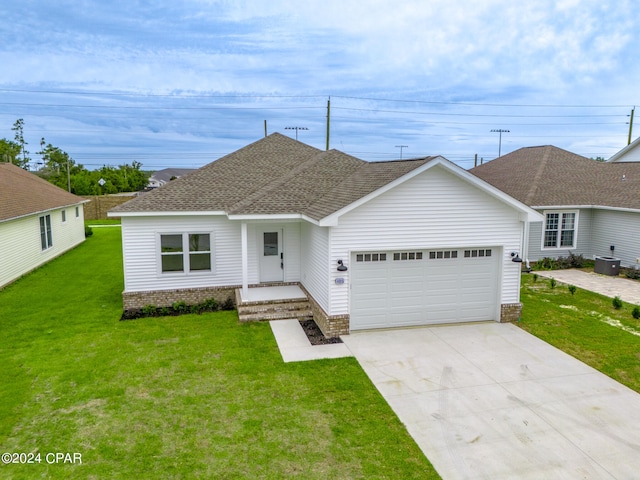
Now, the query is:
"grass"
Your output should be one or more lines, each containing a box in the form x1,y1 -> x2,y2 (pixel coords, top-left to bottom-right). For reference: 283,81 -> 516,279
519,274 -> 640,393
0,227 -> 438,479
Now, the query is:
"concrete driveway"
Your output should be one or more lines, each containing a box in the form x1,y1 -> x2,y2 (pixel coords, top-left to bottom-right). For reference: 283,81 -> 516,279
341,322 -> 640,479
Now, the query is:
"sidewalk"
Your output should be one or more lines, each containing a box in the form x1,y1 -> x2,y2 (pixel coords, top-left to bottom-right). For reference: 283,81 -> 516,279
535,269 -> 640,304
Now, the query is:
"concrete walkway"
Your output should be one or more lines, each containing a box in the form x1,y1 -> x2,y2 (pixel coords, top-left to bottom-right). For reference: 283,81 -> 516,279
342,322 -> 640,480
270,319 -> 352,362
535,269 -> 640,304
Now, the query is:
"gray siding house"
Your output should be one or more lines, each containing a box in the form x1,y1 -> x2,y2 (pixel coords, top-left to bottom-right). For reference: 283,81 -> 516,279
471,145 -> 640,268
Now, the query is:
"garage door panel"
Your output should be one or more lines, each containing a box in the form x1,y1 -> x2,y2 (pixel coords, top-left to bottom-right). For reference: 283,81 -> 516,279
351,248 -> 499,330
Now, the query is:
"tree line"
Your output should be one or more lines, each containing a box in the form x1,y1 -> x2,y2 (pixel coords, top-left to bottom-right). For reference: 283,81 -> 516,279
0,119 -> 148,194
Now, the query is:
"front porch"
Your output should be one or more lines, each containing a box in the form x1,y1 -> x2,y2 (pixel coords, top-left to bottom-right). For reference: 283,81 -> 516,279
235,284 -> 313,323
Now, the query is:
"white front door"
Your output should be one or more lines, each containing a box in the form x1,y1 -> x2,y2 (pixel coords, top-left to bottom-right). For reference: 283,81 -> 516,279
259,229 -> 283,282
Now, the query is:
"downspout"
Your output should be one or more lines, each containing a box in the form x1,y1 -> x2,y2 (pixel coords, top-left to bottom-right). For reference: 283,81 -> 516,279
523,218 -> 531,272
241,222 -> 248,297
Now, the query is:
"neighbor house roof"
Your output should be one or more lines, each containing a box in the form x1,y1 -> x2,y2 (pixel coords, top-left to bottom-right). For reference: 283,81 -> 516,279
148,168 -> 196,185
470,145 -> 640,211
111,133 -> 438,221
0,163 -> 85,223
607,136 -> 640,163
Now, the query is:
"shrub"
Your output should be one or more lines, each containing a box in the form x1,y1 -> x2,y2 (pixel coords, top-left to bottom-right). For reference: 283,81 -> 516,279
201,298 -> 218,312
568,285 -> 577,295
84,225 -> 93,238
190,304 -> 203,314
612,296 -> 623,310
534,257 -> 556,270
549,278 -> 557,289
632,306 -> 640,320
621,267 -> 640,280
221,298 -> 235,311
141,304 -> 157,316
532,273 -> 538,283
172,301 -> 188,313
160,307 -> 171,316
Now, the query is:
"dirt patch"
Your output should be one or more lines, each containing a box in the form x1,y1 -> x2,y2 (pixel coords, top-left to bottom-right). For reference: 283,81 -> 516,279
299,319 -> 343,345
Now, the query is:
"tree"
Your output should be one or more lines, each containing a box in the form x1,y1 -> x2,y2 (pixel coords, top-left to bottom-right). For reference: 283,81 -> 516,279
0,138 -> 21,165
11,118 -> 31,169
37,140 -> 76,192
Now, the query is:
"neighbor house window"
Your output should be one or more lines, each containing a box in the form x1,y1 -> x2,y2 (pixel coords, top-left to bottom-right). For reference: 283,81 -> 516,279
40,215 -> 53,250
543,211 -> 577,249
160,233 -> 212,273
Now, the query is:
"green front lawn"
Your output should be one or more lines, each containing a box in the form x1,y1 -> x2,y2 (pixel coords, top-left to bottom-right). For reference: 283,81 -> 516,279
0,227 -> 438,479
518,274 -> 640,393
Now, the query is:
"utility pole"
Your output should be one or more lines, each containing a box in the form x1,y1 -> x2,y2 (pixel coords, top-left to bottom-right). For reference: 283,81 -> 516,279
628,107 -> 635,145
491,129 -> 510,157
285,126 -> 308,141
395,145 -> 408,160
326,97 -> 331,151
264,120 -> 268,138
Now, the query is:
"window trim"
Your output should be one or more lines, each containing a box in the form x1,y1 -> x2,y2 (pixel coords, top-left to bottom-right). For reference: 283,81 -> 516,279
542,210 -> 579,250
39,214 -> 53,251
61,209 -> 67,223
157,232 -> 214,276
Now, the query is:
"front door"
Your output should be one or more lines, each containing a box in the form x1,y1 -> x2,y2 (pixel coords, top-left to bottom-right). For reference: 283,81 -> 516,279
259,229 -> 283,282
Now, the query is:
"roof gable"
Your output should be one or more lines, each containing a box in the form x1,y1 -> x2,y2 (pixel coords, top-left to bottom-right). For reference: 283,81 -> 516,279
607,136 -> 640,163
471,146 -> 640,210
0,163 -> 84,223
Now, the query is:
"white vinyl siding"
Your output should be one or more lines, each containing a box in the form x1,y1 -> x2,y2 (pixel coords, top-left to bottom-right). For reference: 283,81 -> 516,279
0,205 -> 85,288
591,210 -> 640,267
121,216 -> 242,292
300,221 -> 330,313
329,166 -> 522,317
121,217 -> 303,293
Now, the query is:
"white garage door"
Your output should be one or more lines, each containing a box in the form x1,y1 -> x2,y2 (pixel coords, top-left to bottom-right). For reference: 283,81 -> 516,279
350,248 -> 499,330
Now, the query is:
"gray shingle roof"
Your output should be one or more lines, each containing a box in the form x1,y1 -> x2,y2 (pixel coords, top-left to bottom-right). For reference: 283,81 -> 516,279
112,133 -> 438,220
0,163 -> 85,223
470,145 -> 640,210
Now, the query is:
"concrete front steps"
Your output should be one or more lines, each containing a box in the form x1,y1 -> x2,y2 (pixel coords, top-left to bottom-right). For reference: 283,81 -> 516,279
235,288 -> 313,323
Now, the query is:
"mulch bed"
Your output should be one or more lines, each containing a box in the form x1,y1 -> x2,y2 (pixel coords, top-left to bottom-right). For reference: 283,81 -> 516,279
299,319 -> 343,345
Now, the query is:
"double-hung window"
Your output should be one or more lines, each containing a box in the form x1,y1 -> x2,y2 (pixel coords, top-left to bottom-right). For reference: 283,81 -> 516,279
40,215 -> 53,250
543,211 -> 577,249
160,233 -> 212,273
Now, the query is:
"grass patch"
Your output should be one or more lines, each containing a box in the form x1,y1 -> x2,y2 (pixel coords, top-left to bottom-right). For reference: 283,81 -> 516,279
519,274 -> 640,393
0,228 -> 438,479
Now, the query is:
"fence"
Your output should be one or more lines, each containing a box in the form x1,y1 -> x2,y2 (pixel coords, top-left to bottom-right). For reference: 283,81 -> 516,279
81,193 -> 139,220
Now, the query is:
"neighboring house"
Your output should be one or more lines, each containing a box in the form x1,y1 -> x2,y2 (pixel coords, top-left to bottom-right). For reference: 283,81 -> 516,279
607,136 -> 640,163
109,133 -> 541,336
0,163 -> 87,288
147,168 -> 196,188
471,145 -> 640,268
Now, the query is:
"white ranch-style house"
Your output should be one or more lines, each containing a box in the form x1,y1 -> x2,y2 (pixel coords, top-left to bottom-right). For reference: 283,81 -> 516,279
110,133 -> 542,336
0,163 -> 87,288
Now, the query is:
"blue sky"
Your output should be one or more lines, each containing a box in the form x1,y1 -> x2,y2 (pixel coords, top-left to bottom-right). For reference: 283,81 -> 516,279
1,0 -> 638,170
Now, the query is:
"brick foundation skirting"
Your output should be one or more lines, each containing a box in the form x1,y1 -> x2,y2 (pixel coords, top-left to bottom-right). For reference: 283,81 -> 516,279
299,284 -> 349,338
500,303 -> 522,323
123,286 -> 238,311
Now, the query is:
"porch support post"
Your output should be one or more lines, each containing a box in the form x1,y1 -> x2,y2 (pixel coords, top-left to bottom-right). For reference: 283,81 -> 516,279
241,222 -> 249,296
